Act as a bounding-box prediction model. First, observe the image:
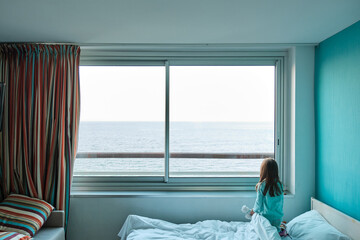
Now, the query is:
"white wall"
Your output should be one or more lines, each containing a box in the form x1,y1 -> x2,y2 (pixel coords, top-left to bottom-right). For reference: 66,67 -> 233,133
67,46 -> 315,240
1,1 -> 360,44
283,45 -> 316,216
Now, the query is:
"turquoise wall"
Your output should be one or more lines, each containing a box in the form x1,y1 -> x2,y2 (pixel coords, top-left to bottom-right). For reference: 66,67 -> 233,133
315,20 -> 360,221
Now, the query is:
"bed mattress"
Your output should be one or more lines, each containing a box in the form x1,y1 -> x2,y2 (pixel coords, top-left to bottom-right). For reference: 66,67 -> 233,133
118,213 -> 282,240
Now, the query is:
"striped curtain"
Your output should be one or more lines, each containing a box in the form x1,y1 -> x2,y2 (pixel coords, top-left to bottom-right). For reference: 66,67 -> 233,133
0,44 -> 80,227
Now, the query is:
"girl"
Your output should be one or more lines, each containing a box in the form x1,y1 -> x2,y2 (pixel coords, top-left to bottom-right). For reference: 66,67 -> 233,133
250,158 -> 284,232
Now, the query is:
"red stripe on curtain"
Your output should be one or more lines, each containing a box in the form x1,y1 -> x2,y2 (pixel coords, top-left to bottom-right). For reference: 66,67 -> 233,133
0,44 -> 81,228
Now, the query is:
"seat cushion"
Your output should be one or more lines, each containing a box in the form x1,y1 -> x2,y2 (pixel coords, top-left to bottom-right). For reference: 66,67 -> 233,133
33,227 -> 65,240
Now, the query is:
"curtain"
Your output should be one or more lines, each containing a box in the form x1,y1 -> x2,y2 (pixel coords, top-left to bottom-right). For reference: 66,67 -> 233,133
0,44 -> 80,227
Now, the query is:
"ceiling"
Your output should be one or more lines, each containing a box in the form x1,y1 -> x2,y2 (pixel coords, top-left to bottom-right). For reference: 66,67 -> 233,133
0,0 -> 360,44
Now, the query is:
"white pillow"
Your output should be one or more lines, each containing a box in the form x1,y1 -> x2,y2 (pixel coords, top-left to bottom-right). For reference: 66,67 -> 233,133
287,210 -> 351,240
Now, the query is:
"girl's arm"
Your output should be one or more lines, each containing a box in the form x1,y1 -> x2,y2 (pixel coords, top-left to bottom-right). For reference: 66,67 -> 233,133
253,183 -> 264,214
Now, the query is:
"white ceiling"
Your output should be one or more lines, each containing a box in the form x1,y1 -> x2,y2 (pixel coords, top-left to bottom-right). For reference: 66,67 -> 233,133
1,0 -> 360,44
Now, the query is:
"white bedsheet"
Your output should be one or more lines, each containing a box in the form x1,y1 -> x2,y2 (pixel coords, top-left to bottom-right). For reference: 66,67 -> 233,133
118,213 -> 281,240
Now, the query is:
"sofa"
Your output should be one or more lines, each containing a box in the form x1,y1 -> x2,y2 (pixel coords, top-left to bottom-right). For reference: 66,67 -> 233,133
33,210 -> 65,240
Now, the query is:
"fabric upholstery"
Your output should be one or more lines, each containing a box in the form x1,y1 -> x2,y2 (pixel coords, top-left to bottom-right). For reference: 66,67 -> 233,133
33,227 -> 65,240
0,44 -> 81,228
0,194 -> 54,237
0,231 -> 31,240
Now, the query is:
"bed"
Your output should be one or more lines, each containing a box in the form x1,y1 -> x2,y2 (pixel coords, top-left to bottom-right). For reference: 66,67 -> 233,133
118,198 -> 360,240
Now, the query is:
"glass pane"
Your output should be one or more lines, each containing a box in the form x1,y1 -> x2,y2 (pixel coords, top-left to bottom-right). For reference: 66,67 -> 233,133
74,66 -> 165,176
169,66 -> 275,177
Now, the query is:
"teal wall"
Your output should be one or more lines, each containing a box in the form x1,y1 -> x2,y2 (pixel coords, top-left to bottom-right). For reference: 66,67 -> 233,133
315,20 -> 360,221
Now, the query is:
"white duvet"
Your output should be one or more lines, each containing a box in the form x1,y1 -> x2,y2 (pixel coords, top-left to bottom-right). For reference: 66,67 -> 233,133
118,213 -> 281,240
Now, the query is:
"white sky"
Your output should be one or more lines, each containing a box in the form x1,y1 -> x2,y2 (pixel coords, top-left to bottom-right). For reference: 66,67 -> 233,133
80,66 -> 274,122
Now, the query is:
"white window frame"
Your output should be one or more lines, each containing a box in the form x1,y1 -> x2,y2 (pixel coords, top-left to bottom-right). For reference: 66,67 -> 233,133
72,45 -> 286,192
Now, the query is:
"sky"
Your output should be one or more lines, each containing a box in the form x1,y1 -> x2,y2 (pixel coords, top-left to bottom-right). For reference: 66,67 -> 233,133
80,65 -> 275,122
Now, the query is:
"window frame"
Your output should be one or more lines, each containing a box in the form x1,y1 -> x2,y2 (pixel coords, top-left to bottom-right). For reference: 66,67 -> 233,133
73,46 -> 286,192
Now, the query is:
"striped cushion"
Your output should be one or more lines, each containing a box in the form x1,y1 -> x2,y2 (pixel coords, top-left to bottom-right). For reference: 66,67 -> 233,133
0,194 -> 54,237
0,232 -> 31,240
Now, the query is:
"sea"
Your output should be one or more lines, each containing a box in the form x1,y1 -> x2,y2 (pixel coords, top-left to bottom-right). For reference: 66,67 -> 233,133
74,122 -> 274,177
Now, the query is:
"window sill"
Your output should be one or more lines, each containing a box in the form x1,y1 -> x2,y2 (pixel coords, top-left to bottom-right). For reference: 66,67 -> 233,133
70,190 -> 294,198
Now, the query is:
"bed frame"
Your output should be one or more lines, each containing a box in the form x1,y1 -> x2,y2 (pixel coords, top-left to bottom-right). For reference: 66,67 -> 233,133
311,197 -> 360,240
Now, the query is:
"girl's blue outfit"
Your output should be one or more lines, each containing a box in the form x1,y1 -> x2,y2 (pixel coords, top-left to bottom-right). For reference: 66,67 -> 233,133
253,181 -> 284,231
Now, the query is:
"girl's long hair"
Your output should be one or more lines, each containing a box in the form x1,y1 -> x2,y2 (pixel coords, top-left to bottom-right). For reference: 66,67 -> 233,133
255,158 -> 282,197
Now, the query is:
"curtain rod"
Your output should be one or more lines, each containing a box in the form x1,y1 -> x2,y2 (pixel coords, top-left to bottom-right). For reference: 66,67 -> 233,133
0,42 -> 78,45
0,42 -> 318,47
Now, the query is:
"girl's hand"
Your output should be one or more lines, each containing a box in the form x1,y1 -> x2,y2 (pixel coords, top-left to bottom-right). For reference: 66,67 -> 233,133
250,210 -> 254,216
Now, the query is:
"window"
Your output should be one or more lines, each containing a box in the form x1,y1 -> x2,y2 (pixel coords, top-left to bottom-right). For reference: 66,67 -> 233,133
76,66 -> 165,176
169,66 -> 274,178
73,50 -> 284,191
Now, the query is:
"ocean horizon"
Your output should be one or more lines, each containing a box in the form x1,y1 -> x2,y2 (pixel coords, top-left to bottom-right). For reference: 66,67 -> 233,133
74,121 -> 274,177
